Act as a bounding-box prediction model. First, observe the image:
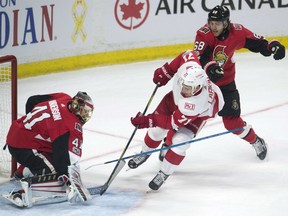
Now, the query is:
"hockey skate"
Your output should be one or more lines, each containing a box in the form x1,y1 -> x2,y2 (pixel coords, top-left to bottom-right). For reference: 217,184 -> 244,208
148,170 -> 169,190
159,143 -> 169,162
252,136 -> 267,160
128,152 -> 150,169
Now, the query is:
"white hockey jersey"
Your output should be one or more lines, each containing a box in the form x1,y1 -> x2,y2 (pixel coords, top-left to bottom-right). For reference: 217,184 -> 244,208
172,68 -> 224,120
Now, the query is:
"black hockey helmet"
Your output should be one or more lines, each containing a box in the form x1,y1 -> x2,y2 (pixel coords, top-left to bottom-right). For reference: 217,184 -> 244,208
69,91 -> 94,124
208,5 -> 230,22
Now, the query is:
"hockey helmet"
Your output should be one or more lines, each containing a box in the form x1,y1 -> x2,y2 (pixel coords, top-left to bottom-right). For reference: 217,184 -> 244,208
69,91 -> 94,124
178,62 -> 207,96
208,5 -> 230,23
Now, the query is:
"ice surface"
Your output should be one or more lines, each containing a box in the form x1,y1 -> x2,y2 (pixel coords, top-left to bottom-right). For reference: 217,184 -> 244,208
0,52 -> 287,216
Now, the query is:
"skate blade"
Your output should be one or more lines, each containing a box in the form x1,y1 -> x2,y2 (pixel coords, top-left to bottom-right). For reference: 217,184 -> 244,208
146,188 -> 159,194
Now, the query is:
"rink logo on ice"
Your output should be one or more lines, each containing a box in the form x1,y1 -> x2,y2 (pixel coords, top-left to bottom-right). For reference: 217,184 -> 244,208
114,0 -> 150,30
184,102 -> 195,110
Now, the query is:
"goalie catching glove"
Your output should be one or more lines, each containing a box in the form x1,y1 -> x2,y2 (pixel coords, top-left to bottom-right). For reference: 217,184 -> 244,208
268,40 -> 285,60
204,61 -> 224,83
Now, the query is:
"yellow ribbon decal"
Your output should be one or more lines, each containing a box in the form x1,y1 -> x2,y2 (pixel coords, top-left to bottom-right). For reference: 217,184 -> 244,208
71,0 -> 88,43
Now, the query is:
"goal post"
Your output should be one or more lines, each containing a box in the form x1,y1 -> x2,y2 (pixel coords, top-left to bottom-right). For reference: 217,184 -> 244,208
0,55 -> 18,177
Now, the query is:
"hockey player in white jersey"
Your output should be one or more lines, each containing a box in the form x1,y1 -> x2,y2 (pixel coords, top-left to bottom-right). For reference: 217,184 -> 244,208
128,50 -> 224,190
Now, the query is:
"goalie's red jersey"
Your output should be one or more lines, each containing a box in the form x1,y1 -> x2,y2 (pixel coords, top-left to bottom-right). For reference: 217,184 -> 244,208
6,93 -> 83,164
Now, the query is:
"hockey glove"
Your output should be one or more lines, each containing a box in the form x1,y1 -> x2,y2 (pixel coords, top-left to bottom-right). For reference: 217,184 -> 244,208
153,63 -> 174,87
268,40 -> 285,60
204,61 -> 224,83
131,112 -> 156,129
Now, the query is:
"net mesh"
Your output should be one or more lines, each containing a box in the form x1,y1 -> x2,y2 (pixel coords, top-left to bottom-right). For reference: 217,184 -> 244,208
0,58 -> 14,177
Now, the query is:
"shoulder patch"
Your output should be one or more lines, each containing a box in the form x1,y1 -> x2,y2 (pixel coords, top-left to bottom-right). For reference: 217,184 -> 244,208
74,123 -> 82,133
233,23 -> 242,30
199,26 -> 210,34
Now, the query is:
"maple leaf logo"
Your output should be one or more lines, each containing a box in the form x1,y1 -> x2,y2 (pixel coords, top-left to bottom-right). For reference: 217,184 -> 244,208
120,0 -> 144,20
115,0 -> 150,30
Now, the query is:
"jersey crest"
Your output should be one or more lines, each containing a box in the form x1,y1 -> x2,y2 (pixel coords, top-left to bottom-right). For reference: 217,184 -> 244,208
213,45 -> 228,67
184,102 -> 195,110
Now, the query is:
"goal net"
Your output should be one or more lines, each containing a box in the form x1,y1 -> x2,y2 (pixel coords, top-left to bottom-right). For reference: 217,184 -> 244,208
0,55 -> 17,177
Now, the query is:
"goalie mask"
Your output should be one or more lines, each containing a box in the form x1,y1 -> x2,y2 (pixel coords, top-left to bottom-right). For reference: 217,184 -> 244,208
69,91 -> 94,124
178,62 -> 207,97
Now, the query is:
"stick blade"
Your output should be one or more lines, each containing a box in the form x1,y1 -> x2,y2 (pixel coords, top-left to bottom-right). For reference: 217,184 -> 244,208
100,159 -> 126,195
99,183 -> 109,195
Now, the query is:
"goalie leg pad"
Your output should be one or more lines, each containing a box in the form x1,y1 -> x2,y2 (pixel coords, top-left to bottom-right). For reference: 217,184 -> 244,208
2,180 -> 32,208
67,165 -> 92,203
2,192 -> 25,208
20,180 -> 33,207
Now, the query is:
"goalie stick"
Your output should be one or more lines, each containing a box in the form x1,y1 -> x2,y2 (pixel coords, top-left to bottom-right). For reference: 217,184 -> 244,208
89,159 -> 126,195
99,85 -> 159,195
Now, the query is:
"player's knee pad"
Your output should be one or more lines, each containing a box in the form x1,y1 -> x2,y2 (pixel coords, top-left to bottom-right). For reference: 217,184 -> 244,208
171,127 -> 195,155
147,127 -> 168,141
144,127 -> 167,149
171,145 -> 189,156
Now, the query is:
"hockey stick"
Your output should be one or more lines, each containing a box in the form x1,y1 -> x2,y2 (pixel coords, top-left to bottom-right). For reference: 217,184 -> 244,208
86,127 -> 244,169
99,84 -> 159,195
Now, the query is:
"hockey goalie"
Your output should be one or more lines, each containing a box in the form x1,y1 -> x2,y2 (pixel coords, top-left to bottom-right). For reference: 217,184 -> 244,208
2,91 -> 94,207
